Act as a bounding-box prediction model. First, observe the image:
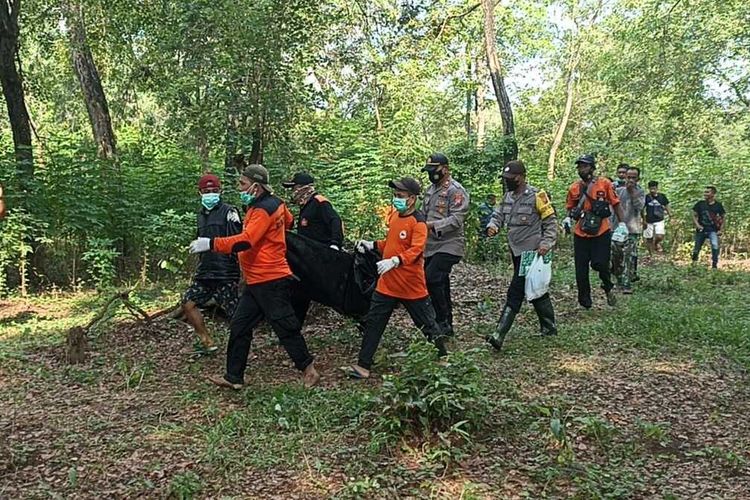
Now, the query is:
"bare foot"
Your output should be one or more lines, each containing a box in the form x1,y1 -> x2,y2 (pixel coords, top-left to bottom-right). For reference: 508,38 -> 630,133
207,374 -> 242,390
302,363 -> 321,388
349,365 -> 370,379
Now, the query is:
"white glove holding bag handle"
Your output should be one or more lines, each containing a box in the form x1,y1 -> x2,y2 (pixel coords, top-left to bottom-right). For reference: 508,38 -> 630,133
356,240 -> 374,254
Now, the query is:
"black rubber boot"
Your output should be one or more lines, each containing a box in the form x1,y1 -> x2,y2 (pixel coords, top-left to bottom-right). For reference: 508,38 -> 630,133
433,335 -> 448,357
487,306 -> 516,351
532,295 -> 557,336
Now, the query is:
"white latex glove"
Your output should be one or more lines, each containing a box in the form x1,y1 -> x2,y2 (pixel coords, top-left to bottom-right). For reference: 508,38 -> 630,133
189,237 -> 211,254
562,216 -> 572,230
329,244 -> 340,251
376,256 -> 400,275
356,240 -> 374,254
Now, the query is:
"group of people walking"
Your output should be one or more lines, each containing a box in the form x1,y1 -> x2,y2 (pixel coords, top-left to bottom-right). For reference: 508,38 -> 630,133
182,153 -> 726,390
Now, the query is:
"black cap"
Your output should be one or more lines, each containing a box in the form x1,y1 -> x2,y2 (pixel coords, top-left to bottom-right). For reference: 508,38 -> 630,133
282,172 -> 315,188
422,153 -> 449,171
575,154 -> 596,166
388,177 -> 421,196
502,160 -> 526,178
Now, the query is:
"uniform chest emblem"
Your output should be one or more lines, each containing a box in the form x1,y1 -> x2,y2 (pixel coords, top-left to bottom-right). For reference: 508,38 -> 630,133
399,230 -> 408,240
301,218 -> 309,227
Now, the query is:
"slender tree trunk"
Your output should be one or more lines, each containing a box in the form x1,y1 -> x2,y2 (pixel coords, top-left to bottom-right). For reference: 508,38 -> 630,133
248,126 -> 263,164
464,46 -> 472,138
196,130 -> 210,170
475,53 -> 488,148
373,80 -> 383,133
224,108 -> 240,175
63,1 -> 116,159
547,50 -> 580,180
481,0 -> 514,135
0,0 -> 33,200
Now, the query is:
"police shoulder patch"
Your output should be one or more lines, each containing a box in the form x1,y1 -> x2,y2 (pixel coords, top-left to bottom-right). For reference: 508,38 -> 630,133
452,191 -> 465,207
536,190 -> 555,219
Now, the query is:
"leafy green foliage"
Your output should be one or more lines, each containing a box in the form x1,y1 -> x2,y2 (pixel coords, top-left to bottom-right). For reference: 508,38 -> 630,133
167,470 -> 202,500
81,237 -> 120,289
1,0 -> 749,296
371,342 -> 489,445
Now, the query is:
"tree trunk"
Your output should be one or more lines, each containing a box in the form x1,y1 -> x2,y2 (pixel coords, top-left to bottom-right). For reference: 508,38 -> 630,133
475,53 -> 488,148
196,130 -> 210,170
224,108 -> 241,175
0,0 -> 33,200
248,126 -> 263,164
464,46 -> 472,138
481,0 -> 515,151
63,1 -> 116,159
547,50 -> 580,180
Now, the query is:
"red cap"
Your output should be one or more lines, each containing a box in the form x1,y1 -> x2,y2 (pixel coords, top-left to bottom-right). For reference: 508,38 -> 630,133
198,174 -> 221,190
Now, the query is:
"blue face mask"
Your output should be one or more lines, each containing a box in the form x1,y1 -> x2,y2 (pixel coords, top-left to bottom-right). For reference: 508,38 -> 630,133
201,192 -> 220,210
392,197 -> 408,213
240,191 -> 255,205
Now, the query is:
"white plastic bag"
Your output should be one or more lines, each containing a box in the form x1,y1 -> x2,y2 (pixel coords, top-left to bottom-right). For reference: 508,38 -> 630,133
611,223 -> 628,243
525,254 -> 552,302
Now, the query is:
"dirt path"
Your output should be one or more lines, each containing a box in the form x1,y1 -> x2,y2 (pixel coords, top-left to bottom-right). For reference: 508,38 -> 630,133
1,261 -> 749,498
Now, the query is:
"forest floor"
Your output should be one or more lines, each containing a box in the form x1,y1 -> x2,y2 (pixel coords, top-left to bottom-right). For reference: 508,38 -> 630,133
1,250 -> 749,499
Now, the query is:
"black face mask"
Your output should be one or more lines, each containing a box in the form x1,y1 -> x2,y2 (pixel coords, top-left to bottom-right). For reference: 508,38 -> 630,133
504,177 -> 520,192
428,167 -> 446,185
578,170 -> 593,182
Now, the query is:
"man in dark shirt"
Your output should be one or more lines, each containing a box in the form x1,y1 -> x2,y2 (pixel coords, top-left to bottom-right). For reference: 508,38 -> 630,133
283,172 -> 345,323
282,172 -> 344,249
691,186 -> 726,269
643,181 -> 671,256
182,174 -> 243,354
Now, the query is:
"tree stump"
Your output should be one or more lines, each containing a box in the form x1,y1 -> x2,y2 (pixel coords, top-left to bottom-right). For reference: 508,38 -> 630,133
66,326 -> 88,364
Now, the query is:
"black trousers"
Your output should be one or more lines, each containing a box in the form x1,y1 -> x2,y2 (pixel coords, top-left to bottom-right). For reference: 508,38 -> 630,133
504,254 -> 550,313
425,253 -> 462,327
225,277 -> 313,384
358,291 -> 444,370
573,232 -> 613,307
289,281 -> 312,325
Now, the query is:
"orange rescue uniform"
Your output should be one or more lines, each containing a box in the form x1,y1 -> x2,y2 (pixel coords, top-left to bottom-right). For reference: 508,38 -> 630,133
212,193 -> 294,285
565,177 -> 620,238
375,211 -> 429,300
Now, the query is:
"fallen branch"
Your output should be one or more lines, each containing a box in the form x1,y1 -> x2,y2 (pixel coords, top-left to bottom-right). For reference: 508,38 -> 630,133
64,289 -> 145,364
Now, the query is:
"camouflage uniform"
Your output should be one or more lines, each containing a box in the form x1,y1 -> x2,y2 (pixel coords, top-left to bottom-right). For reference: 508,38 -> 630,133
612,184 -> 645,290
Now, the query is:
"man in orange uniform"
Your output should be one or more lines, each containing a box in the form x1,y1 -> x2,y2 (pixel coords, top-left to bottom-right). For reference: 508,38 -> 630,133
188,164 -> 320,390
563,155 -> 627,309
348,177 -> 447,379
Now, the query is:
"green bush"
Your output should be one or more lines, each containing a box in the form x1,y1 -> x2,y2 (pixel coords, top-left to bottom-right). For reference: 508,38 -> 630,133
167,470 -> 202,500
139,209 -> 196,279
371,341 -> 489,445
81,237 -> 120,289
